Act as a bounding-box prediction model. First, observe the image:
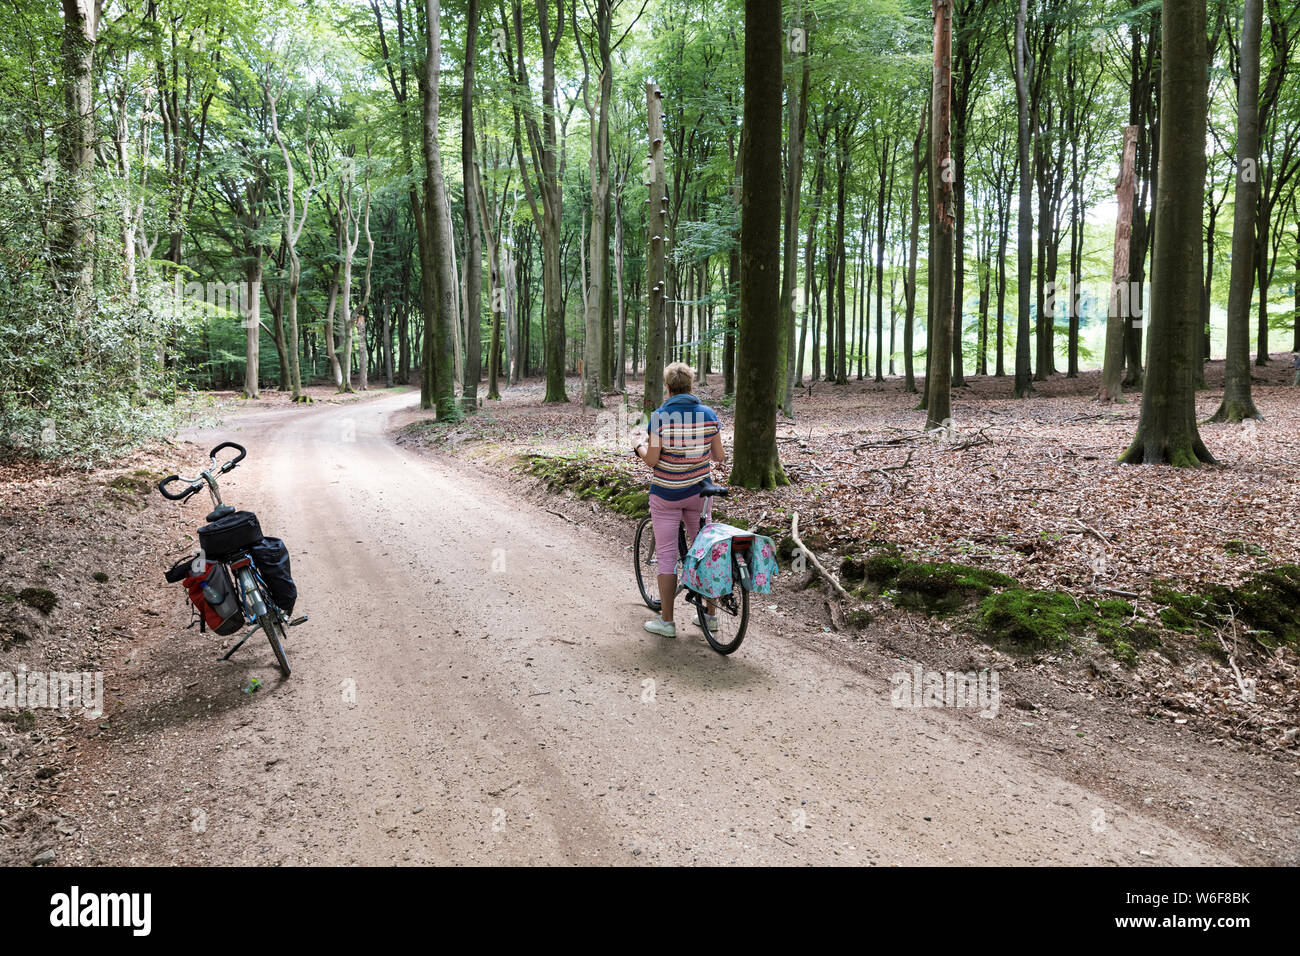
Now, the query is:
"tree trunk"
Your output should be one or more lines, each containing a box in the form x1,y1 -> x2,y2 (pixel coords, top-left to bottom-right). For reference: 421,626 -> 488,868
926,0 -> 955,428
1099,125 -> 1138,402
1012,0 -> 1033,398
1120,0 -> 1215,466
781,3 -> 810,416
644,82 -> 668,414
1210,0 -> 1263,421
614,178 -> 627,391
460,0 -> 482,412
243,255 -> 262,398
579,0 -> 612,410
904,103 -> 926,393
421,0 -> 458,418
55,0 -> 100,302
730,0 -> 788,489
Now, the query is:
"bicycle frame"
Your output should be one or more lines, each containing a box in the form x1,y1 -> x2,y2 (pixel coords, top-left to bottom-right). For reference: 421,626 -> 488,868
217,551 -> 280,661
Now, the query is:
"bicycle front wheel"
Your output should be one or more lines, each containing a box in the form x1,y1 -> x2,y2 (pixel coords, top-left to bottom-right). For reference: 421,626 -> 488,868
698,586 -> 749,655
633,515 -> 661,612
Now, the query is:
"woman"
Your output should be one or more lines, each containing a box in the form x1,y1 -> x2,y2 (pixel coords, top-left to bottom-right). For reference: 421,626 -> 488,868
633,362 -> 725,638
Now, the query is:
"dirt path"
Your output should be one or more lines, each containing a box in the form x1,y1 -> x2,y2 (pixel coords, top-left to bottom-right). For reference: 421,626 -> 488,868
64,392 -> 1245,865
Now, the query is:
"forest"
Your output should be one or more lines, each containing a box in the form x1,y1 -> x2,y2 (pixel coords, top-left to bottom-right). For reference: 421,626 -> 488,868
4,0 -> 1300,874
4,0 -> 1299,473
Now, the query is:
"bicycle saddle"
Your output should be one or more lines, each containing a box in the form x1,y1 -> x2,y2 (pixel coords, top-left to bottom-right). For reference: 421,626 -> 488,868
205,504 -> 236,523
700,480 -> 729,498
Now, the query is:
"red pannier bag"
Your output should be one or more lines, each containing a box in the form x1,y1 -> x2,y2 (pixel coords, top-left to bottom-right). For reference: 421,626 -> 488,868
177,559 -> 245,636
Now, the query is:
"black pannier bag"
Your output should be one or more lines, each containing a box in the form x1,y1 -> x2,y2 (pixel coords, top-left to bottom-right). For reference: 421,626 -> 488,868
197,510 -> 262,560
251,536 -> 297,616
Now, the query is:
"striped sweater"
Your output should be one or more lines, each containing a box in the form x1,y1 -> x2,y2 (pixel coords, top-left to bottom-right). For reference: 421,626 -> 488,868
648,393 -> 720,500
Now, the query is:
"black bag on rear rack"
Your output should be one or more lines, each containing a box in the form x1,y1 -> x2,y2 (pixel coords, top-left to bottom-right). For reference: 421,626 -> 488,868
197,510 -> 262,560
251,536 -> 297,616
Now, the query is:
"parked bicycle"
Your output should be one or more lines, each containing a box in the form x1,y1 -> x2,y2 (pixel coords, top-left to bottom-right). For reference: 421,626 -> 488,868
633,480 -> 752,655
158,442 -> 303,678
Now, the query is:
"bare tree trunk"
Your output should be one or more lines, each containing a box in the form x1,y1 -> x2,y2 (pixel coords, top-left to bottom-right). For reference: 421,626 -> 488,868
460,0 -> 482,412
358,169 -> 374,392
643,82 -> 668,414
421,0 -> 458,418
55,0 -> 101,304
614,177 -> 627,391
1099,125 -> 1138,402
243,256 -> 261,398
1210,0 -> 1263,421
781,0 -> 810,417
926,0 -> 955,428
578,1 -> 611,412
324,253 -> 342,388
1012,0 -> 1033,398
338,176 -> 362,393
904,103 -> 925,394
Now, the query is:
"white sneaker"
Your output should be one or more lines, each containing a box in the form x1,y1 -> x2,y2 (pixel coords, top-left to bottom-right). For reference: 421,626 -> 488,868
698,612 -> 719,632
644,618 -> 677,638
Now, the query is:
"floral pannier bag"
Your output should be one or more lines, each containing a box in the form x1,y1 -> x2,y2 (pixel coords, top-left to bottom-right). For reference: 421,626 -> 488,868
680,522 -> 779,599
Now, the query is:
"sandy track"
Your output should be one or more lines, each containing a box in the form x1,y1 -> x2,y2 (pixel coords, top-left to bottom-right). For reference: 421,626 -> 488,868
71,392 -> 1241,865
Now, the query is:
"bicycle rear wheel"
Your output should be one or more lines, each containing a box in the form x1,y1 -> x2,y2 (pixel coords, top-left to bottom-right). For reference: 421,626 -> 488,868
697,586 -> 749,655
264,613 -> 291,678
633,515 -> 661,612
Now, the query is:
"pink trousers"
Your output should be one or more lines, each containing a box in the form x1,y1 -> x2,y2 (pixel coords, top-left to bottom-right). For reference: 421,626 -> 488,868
649,492 -> 708,575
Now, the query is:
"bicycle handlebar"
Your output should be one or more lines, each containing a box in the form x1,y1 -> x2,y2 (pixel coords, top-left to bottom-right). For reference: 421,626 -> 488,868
157,442 -> 248,501
210,441 -> 247,474
157,475 -> 201,501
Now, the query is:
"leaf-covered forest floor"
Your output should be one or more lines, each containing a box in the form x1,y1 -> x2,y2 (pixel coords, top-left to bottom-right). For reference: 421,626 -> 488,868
0,444 -> 196,864
399,356 -> 1300,768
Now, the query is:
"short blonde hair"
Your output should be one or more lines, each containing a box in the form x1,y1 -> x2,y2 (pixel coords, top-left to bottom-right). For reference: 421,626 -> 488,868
664,361 -> 695,395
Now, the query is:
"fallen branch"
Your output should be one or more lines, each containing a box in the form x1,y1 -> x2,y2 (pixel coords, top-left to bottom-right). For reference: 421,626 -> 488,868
791,511 -> 852,601
949,427 -> 993,451
1217,607 -> 1253,702
855,432 -> 928,449
1096,586 -> 1139,599
1067,520 -> 1110,545
545,509 -> 576,523
866,449 -> 915,476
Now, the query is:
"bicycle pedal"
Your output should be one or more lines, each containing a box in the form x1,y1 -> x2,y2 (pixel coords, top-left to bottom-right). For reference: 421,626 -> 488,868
288,615 -> 309,627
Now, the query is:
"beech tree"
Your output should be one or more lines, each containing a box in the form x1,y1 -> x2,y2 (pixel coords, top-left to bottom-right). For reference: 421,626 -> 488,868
730,0 -> 787,490
1211,0 -> 1264,423
420,0 -> 458,419
1120,0 -> 1216,467
926,0 -> 954,429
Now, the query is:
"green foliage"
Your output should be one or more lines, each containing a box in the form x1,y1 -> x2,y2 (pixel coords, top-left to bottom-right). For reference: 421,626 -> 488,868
0,258 -> 184,464
1152,568 -> 1300,649
844,547 -> 1018,613
978,589 -> 1134,652
520,452 -> 648,516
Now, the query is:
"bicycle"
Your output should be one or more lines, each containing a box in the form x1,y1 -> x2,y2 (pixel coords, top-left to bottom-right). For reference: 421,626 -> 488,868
158,442 -> 303,678
633,480 -> 752,655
